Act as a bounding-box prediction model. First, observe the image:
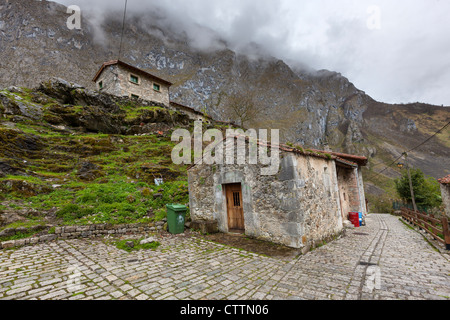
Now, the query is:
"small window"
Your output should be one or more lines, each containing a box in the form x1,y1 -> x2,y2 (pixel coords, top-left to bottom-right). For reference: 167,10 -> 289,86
153,83 -> 161,92
130,74 -> 139,84
99,81 -> 103,89
131,94 -> 139,99
233,192 -> 241,207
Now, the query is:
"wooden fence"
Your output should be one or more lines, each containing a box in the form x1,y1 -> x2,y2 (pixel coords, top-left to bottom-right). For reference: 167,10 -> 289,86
401,207 -> 450,250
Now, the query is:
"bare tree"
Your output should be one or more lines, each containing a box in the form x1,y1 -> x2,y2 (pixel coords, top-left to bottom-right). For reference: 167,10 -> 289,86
223,91 -> 260,128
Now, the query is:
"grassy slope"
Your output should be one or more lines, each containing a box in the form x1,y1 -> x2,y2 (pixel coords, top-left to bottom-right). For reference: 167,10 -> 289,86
0,89 -> 192,232
358,103 -> 449,212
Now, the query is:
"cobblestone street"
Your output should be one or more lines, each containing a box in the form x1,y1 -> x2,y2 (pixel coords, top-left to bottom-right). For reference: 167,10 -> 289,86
0,214 -> 449,301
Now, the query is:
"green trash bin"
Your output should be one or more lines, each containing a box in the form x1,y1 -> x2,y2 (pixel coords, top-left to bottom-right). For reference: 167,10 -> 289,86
166,204 -> 187,234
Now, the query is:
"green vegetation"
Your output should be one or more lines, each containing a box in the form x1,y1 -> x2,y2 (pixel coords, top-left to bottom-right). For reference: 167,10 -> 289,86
0,86 -> 194,230
26,179 -> 189,225
395,168 -> 442,209
0,229 -> 41,242
366,193 -> 394,214
0,220 -> 45,232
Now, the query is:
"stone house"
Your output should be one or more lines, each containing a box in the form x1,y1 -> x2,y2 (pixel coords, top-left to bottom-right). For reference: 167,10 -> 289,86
169,101 -> 210,123
169,102 -> 241,129
92,60 -> 172,106
188,135 -> 368,250
438,175 -> 450,219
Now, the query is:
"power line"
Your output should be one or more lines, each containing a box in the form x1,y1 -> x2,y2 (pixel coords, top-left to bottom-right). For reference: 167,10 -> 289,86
366,154 -> 404,181
118,0 -> 128,60
405,119 -> 450,153
366,119 -> 450,180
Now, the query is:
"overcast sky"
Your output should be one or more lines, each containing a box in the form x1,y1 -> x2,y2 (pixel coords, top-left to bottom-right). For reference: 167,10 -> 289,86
56,0 -> 450,106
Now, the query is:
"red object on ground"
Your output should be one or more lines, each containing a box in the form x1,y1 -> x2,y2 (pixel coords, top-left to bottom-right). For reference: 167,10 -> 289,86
349,212 -> 360,227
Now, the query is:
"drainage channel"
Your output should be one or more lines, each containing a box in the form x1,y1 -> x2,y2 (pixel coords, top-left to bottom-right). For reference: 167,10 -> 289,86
356,215 -> 389,299
343,215 -> 389,300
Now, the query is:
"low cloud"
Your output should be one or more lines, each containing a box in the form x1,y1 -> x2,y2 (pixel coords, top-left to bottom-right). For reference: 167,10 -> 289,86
56,0 -> 450,105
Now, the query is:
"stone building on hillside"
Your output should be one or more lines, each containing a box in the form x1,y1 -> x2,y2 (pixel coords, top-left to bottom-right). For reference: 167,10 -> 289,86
439,175 -> 450,219
187,135 -> 368,250
92,60 -> 172,106
169,102 -> 241,128
169,101 -> 210,123
92,61 -> 241,128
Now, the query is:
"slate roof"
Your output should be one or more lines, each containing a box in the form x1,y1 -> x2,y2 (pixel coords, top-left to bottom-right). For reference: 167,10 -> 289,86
188,134 -> 365,170
92,60 -> 173,86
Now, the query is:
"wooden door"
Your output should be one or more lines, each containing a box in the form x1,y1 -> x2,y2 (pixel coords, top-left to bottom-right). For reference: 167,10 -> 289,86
225,184 -> 245,232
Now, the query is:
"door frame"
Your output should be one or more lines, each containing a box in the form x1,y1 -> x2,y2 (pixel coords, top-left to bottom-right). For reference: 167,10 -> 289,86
224,183 -> 245,233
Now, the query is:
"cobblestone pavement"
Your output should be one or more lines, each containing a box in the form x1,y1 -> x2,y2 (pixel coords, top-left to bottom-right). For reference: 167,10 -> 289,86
0,214 -> 449,300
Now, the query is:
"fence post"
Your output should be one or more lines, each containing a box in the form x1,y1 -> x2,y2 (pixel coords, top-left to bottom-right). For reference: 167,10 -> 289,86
442,217 -> 450,251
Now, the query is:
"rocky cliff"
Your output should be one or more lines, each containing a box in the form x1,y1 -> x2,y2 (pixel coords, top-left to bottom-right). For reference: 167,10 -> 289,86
1,0 -> 449,199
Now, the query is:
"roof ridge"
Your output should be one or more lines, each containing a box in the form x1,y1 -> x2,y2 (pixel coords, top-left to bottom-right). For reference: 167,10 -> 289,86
92,60 -> 172,85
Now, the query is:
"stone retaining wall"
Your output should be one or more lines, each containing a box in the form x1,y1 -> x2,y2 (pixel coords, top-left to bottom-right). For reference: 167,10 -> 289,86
0,222 -> 163,250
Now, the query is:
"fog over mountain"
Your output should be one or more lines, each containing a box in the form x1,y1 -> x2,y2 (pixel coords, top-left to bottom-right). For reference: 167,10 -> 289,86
55,0 -> 450,106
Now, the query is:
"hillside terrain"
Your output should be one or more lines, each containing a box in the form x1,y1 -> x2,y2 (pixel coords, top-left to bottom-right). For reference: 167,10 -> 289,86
0,79 -> 215,239
0,0 -> 449,212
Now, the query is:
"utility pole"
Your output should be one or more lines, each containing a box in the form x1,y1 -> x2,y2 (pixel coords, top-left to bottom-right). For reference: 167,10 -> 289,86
403,152 -> 418,212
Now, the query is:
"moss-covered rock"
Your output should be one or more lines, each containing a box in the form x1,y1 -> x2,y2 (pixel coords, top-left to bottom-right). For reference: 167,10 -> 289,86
0,91 -> 43,120
0,128 -> 43,158
0,80 -> 195,226
0,178 -> 52,197
76,161 -> 105,181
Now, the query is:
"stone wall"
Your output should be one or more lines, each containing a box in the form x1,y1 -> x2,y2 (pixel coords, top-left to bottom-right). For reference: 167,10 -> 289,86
96,65 -> 171,106
95,65 -> 122,96
0,222 -> 159,250
356,167 -> 367,215
441,184 -> 450,219
336,166 -> 362,220
188,142 -> 344,250
296,155 -> 343,249
337,167 -> 352,220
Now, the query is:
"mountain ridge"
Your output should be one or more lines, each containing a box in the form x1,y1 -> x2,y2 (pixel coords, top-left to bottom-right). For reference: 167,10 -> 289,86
1,0 -> 449,195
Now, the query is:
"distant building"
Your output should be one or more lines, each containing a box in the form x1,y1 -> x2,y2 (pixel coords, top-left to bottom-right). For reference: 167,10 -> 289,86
92,60 -> 172,106
169,101 -> 210,123
188,134 -> 368,250
168,102 -> 241,128
438,175 -> 450,219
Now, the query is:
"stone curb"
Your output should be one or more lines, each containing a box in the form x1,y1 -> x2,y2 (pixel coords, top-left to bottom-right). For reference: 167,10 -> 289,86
0,222 -> 159,250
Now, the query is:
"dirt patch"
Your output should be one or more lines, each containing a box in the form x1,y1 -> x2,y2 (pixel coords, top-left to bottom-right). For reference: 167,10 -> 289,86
203,232 -> 302,260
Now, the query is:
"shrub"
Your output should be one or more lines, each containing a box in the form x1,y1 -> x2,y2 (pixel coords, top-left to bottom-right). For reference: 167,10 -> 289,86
395,168 -> 442,209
